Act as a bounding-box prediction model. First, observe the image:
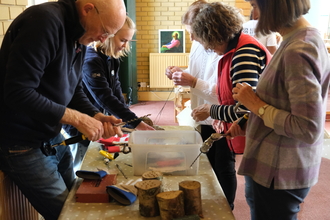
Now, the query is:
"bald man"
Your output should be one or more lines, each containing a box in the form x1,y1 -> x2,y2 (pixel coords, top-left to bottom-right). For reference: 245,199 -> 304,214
0,0 -> 125,219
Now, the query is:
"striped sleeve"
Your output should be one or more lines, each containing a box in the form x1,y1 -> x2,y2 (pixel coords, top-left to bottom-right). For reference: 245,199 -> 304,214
210,44 -> 268,122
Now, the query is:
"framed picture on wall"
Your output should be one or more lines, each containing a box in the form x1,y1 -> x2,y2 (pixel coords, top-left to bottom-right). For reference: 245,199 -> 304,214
159,29 -> 185,53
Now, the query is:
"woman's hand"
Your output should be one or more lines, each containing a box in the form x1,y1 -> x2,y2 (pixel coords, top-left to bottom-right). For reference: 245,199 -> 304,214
135,121 -> 155,130
225,120 -> 246,139
232,83 -> 261,112
172,71 -> 196,87
165,66 -> 182,80
191,104 -> 211,122
232,83 -> 268,118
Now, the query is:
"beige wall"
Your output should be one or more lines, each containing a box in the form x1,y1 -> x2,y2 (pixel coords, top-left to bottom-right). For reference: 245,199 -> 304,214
0,0 -> 251,91
0,0 -> 27,45
135,0 -> 251,89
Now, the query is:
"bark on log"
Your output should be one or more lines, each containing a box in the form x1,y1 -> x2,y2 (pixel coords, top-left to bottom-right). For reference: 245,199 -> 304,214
142,171 -> 163,181
156,190 -> 185,220
135,180 -> 162,217
179,180 -> 203,218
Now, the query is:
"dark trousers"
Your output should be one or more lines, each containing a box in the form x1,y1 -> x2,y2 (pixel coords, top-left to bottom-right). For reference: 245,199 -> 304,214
200,125 -> 237,210
253,179 -> 310,220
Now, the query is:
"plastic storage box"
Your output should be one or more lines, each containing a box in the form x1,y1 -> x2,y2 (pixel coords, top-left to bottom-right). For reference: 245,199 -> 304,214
129,130 -> 203,176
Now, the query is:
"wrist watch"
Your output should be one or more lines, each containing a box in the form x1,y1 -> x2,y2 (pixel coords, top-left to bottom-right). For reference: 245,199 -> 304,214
258,104 -> 269,118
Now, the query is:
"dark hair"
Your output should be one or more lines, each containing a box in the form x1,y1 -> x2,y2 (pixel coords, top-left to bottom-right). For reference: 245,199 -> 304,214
256,0 -> 310,35
192,2 -> 244,50
182,0 -> 208,25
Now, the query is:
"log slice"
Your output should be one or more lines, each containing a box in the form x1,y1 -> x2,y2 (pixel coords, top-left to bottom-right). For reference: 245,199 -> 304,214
142,170 -> 163,181
156,190 -> 185,220
179,180 -> 203,218
135,180 -> 162,217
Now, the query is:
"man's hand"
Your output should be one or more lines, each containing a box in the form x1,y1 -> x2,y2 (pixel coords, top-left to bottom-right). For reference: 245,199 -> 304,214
191,104 -> 211,122
61,109 -> 123,141
61,108 -> 105,141
94,113 -> 123,139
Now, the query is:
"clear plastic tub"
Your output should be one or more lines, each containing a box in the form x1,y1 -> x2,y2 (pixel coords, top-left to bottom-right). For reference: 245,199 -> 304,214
128,130 -> 203,176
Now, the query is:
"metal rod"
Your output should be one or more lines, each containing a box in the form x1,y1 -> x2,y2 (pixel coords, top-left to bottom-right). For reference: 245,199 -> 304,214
116,164 -> 127,179
189,152 -> 201,168
113,114 -> 151,127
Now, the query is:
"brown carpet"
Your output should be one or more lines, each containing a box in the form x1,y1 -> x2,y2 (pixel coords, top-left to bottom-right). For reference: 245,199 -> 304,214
130,101 -> 330,219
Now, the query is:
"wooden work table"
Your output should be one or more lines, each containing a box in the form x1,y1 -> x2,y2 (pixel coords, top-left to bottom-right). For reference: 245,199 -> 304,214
59,127 -> 235,220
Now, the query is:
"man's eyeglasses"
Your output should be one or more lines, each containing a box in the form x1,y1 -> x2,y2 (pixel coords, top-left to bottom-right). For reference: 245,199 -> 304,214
95,6 -> 115,38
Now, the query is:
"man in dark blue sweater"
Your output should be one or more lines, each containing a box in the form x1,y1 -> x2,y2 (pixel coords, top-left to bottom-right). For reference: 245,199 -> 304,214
0,0 -> 126,219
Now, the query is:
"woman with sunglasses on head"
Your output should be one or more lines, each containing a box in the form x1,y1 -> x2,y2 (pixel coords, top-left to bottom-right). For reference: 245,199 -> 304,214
229,0 -> 330,219
81,16 -> 154,131
64,16 -> 154,164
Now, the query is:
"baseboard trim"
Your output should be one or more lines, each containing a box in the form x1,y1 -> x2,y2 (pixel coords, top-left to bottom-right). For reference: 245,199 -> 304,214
138,91 -> 175,101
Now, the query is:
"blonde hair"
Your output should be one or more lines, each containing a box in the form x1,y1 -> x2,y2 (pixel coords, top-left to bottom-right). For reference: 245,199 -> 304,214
93,16 -> 136,59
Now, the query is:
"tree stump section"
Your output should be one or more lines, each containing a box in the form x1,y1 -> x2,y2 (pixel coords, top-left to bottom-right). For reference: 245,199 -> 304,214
135,180 -> 162,217
142,171 -> 163,181
156,190 -> 185,220
179,180 -> 203,218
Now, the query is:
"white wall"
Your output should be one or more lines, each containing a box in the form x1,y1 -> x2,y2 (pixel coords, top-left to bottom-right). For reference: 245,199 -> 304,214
27,0 -> 47,7
304,0 -> 330,38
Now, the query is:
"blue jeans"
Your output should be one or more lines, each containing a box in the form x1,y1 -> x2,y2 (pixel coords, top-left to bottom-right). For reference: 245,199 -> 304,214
245,175 -> 255,220
0,134 -> 75,220
253,179 -> 310,220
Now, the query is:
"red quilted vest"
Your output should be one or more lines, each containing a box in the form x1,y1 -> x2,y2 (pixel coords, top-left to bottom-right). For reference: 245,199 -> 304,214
217,32 -> 272,154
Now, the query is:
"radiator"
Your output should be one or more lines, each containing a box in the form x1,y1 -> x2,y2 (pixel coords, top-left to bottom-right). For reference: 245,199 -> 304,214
149,53 -> 189,88
0,171 -> 39,220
